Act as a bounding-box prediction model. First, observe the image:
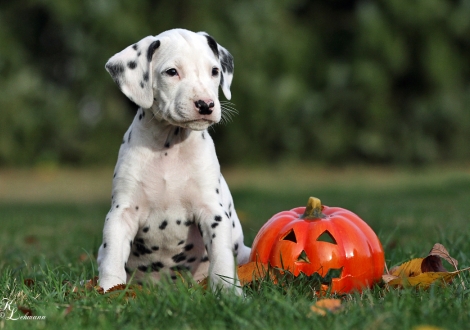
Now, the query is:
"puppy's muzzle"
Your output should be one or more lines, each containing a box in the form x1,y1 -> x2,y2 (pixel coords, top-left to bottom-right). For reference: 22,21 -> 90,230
195,100 -> 214,115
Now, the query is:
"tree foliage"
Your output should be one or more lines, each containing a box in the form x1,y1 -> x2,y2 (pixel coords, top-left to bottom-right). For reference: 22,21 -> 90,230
1,0 -> 470,166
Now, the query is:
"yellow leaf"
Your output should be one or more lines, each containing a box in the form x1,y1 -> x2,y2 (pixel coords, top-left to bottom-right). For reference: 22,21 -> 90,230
310,299 -> 342,316
387,270 -> 469,289
390,258 -> 424,277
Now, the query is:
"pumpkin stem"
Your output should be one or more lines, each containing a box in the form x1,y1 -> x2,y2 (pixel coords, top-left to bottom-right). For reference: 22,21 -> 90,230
301,197 -> 325,220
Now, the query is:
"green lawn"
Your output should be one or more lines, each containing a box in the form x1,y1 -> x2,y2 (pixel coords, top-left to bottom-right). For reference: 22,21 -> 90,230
1,167 -> 470,329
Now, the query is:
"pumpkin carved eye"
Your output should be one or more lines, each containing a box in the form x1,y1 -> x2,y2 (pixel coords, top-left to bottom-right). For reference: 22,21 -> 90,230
317,230 -> 337,244
281,229 -> 297,243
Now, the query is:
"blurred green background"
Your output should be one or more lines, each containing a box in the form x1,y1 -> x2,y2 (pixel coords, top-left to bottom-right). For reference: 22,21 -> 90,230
2,0 -> 470,167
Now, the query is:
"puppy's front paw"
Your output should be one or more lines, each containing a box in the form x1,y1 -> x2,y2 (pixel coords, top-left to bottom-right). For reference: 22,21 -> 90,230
210,273 -> 243,295
98,275 -> 126,292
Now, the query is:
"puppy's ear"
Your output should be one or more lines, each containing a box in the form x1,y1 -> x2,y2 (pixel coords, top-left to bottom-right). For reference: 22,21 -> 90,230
105,36 -> 160,109
198,32 -> 234,100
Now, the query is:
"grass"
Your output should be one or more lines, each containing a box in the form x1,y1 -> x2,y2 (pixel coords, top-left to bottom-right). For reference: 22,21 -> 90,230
1,166 -> 470,329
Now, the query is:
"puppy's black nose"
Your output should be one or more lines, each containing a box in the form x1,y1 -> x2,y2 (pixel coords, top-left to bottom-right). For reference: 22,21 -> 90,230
195,100 -> 214,115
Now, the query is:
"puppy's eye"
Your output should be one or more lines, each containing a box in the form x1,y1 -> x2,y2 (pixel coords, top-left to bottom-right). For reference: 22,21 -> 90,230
166,68 -> 178,76
211,67 -> 219,77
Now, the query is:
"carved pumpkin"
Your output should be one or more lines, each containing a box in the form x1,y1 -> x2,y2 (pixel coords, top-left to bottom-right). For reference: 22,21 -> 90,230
249,197 -> 384,293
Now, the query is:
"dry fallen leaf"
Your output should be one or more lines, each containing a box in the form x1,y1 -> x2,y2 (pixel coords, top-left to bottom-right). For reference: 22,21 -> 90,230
63,304 -> 74,317
24,278 -> 35,288
383,243 -> 470,289
310,299 -> 343,316
237,262 -> 273,286
427,243 -> 458,270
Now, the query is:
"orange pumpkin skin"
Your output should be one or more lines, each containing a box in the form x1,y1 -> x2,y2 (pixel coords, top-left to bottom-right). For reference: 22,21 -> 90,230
249,197 -> 385,293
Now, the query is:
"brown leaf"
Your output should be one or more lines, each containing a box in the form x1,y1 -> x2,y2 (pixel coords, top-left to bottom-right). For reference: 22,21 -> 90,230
17,306 -> 33,316
84,276 -> 99,290
421,256 -> 447,273
24,235 -> 38,245
427,243 -> 458,270
382,274 -> 399,284
63,305 -> 73,317
24,278 -> 35,288
310,299 -> 342,316
79,254 -> 89,262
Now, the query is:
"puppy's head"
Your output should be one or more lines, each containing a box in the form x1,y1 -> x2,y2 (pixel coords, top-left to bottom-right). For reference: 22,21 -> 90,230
105,29 -> 234,130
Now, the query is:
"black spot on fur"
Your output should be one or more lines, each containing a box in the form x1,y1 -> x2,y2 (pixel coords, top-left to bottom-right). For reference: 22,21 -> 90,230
143,226 -> 149,233
187,257 -> 197,263
214,215 -> 222,222
143,71 -> 149,82
113,173 -> 116,178
212,233 -> 216,238
137,51 -> 141,57
127,61 -> 137,69
174,127 -> 180,135
201,256 -> 209,262
176,220 -> 181,225
138,265 -> 148,272
130,240 -> 133,248
178,240 -> 185,246
140,81 -> 144,89
211,222 -> 219,229
232,221 -> 235,228
184,243 -> 194,251
216,188 -> 219,194
152,246 -> 159,251
151,261 -> 164,271
136,238 -> 144,244
159,220 -> 168,230
202,132 -> 205,139
135,206 -> 139,210
172,252 -> 187,263
103,243 -> 107,248
132,44 -> 138,51
116,205 -> 119,208
125,266 -> 132,274
128,130 -> 132,143
139,114 -> 142,120
204,34 -> 219,57
220,49 -> 234,74
133,252 -> 140,257
225,211 -> 229,218
164,141 -> 170,148
234,243 -> 239,251
147,40 -> 161,62
184,219 -> 193,226
135,242 -> 152,255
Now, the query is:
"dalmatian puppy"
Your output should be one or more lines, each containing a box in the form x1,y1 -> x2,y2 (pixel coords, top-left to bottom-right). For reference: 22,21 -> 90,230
97,29 -> 251,294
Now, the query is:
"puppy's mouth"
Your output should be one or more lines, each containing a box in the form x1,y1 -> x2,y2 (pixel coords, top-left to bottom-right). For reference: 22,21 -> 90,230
180,119 -> 215,130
